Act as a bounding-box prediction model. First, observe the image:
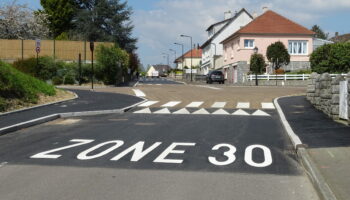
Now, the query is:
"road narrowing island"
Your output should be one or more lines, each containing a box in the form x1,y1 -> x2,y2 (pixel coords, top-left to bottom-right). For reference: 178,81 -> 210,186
31,139 -> 273,168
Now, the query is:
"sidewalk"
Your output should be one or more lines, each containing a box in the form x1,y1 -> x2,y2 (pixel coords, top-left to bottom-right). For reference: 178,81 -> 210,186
278,96 -> 350,200
0,89 -> 143,129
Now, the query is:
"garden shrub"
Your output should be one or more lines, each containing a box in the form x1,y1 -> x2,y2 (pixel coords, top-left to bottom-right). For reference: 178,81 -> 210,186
0,61 -> 56,104
52,76 -> 63,85
310,42 -> 350,73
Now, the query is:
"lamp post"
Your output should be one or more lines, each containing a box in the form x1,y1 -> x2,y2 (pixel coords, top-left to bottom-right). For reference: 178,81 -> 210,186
174,42 -> 184,70
210,43 -> 217,70
89,41 -> 95,90
253,46 -> 259,86
169,49 -> 176,68
180,34 -> 193,82
162,53 -> 169,67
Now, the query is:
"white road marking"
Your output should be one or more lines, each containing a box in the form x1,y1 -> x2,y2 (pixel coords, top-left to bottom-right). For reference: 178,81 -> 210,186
133,108 -> 152,114
0,162 -> 8,168
153,108 -> 171,114
173,108 -> 190,114
138,101 -> 159,107
154,143 -> 196,164
186,101 -> 204,108
232,109 -> 250,116
211,102 -> 226,108
327,150 -> 335,158
236,102 -> 250,109
261,102 -> 275,109
156,84 -> 162,85
132,89 -> 146,97
212,109 -> 230,115
161,101 -> 181,107
194,85 -> 222,90
192,108 -> 210,115
252,110 -> 270,116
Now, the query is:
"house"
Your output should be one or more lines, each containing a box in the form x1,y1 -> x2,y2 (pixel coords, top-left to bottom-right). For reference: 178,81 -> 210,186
146,64 -> 171,77
330,32 -> 350,43
221,10 -> 315,83
313,38 -> 333,50
200,8 -> 253,75
174,47 -> 202,70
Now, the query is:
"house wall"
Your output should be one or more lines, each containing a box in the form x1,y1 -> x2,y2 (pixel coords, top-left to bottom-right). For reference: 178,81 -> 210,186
146,66 -> 155,77
183,57 -> 201,68
223,34 -> 314,66
201,12 -> 253,73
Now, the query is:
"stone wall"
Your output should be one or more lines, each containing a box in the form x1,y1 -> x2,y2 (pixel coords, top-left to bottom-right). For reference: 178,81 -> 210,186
307,72 -> 350,123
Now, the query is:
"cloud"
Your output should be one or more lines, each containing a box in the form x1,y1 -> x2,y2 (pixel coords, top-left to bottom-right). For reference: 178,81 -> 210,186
131,0 -> 350,66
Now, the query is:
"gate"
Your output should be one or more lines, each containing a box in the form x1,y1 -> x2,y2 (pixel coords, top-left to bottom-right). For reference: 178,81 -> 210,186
339,81 -> 348,120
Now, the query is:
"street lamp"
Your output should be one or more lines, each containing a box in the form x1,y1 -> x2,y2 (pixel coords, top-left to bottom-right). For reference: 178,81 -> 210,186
169,49 -> 176,68
174,42 -> 184,70
162,53 -> 169,67
210,43 -> 217,70
180,34 -> 193,82
254,46 -> 258,54
89,41 -> 94,90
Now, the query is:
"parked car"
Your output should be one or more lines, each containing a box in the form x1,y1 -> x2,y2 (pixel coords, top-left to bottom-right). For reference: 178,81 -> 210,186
206,70 -> 225,84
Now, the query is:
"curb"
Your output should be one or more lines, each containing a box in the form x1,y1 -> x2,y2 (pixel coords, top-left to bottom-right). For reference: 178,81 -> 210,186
274,96 -> 337,200
0,96 -> 148,136
0,90 -> 78,117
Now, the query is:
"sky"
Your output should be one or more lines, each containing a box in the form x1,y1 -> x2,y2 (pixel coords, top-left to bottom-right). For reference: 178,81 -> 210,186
2,0 -> 350,68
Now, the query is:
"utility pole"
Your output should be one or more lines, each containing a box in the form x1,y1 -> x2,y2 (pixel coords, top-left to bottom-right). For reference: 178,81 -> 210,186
90,41 -> 95,90
181,35 -> 193,82
174,42 -> 184,69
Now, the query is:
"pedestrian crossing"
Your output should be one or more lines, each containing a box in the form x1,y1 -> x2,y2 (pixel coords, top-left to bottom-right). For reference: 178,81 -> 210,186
132,100 -> 276,116
137,101 -> 276,109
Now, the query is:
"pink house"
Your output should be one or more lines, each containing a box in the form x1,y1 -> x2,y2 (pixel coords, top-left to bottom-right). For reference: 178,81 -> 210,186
220,10 -> 315,83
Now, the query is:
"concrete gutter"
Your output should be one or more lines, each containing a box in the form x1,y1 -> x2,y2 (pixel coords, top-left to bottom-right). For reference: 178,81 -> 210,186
0,95 -> 147,136
274,96 -> 337,200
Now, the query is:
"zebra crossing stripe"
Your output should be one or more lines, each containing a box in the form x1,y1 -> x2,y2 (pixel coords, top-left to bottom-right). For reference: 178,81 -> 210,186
161,101 -> 181,107
236,102 -> 250,109
232,109 -> 250,116
211,102 -> 226,108
138,101 -> 159,107
186,101 -> 204,108
132,89 -> 146,97
212,109 -> 230,115
173,108 -> 190,114
261,102 -> 275,109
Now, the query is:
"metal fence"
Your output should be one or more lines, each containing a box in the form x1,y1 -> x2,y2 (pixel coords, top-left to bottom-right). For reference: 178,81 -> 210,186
248,74 -> 348,81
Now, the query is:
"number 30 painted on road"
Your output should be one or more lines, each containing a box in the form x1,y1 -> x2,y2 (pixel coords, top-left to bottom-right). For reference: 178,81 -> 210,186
208,144 -> 272,167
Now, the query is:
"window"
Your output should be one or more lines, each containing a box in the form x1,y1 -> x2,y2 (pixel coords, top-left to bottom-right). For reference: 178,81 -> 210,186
244,39 -> 254,48
231,43 -> 234,58
224,46 -> 227,60
288,41 -> 308,55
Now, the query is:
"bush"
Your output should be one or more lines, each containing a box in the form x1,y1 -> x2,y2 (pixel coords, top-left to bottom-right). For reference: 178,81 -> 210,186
0,61 -> 56,104
13,56 -> 61,81
0,97 -> 8,112
52,76 -> 63,85
64,75 -> 75,84
310,43 -> 350,73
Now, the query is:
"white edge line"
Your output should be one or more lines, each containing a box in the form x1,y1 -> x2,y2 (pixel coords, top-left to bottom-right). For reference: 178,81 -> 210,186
274,96 -> 303,149
0,114 -> 60,132
133,80 -> 140,87
0,90 -> 78,116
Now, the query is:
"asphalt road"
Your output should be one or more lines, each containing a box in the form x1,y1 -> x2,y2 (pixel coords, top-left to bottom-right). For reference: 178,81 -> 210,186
0,110 -> 318,199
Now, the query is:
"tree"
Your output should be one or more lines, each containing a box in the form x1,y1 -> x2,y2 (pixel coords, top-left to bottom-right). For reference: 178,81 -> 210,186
0,1 -> 50,39
250,53 -> 265,86
40,0 -> 78,38
95,45 -> 129,85
310,43 -> 350,73
311,25 -> 329,40
73,0 -> 137,52
128,52 -> 140,74
266,41 -> 290,85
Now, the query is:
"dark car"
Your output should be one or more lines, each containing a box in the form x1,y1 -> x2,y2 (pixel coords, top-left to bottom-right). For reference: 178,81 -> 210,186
206,70 -> 225,84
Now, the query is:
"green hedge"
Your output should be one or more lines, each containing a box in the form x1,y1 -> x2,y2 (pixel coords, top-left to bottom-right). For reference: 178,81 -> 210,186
0,61 -> 56,111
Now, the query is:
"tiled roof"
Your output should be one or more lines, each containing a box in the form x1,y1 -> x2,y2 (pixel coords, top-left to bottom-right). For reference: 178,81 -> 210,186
221,10 -> 315,43
175,48 -> 202,62
330,33 -> 350,43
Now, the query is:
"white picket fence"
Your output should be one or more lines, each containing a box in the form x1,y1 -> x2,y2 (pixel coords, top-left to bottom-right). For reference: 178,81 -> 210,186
248,74 -> 348,81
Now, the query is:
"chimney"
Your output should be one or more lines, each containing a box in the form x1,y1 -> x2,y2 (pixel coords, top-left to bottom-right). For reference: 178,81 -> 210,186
262,6 -> 269,12
224,11 -> 232,20
193,44 -> 196,50
335,32 -> 339,37
197,43 -> 200,49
